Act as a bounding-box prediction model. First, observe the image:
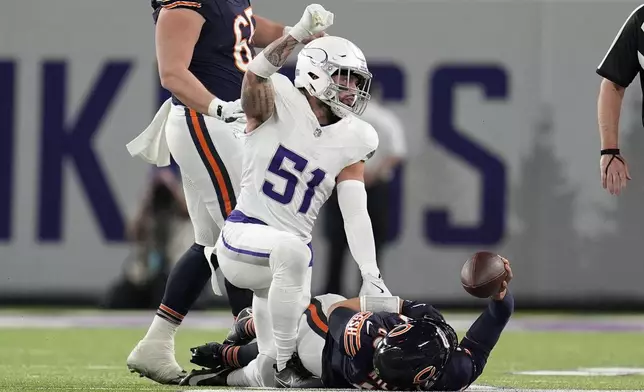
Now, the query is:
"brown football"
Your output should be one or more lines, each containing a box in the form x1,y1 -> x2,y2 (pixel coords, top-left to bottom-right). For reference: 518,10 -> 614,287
460,251 -> 507,298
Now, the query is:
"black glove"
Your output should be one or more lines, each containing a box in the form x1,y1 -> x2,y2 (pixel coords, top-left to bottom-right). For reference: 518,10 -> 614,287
189,342 -> 224,370
401,300 -> 445,323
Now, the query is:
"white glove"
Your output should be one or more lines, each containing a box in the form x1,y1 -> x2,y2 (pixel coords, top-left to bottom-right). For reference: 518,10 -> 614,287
208,97 -> 245,123
289,4 -> 334,42
359,273 -> 392,297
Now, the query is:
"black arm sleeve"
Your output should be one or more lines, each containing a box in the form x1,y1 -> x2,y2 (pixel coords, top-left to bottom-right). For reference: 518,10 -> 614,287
460,291 -> 514,379
430,292 -> 514,391
596,7 -> 642,88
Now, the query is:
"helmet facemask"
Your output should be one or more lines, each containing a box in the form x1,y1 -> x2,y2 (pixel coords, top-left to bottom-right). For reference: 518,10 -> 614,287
296,45 -> 372,118
324,65 -> 372,117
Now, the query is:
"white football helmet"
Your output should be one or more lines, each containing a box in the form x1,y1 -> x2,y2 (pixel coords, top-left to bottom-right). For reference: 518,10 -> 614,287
294,36 -> 372,117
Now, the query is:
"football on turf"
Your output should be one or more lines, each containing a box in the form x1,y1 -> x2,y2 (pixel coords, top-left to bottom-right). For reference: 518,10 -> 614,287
460,251 -> 507,298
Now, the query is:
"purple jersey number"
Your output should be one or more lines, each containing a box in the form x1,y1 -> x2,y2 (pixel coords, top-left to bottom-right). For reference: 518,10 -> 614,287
262,145 -> 327,214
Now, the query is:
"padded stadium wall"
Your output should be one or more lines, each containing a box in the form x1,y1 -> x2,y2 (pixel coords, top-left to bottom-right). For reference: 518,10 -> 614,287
1,0 -> 643,309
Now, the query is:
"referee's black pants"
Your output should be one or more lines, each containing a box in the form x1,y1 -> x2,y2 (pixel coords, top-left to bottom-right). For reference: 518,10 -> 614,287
322,180 -> 389,297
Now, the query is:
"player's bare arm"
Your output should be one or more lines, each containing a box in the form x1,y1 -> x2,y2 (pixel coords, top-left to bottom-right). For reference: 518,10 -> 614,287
252,15 -> 287,48
595,7 -> 640,196
337,161 -> 366,183
156,9 -> 211,114
241,35 -> 299,129
598,78 -> 624,150
156,8 -> 243,121
598,78 -> 632,195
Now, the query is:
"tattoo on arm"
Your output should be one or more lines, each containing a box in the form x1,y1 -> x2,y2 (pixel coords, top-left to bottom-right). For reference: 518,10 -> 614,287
242,72 -> 275,125
242,35 -> 300,125
264,36 -> 299,67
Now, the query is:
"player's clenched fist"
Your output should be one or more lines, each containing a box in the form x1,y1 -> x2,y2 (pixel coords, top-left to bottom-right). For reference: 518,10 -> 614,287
288,4 -> 334,43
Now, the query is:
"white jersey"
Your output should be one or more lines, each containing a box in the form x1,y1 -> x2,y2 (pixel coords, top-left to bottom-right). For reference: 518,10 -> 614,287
235,73 -> 378,242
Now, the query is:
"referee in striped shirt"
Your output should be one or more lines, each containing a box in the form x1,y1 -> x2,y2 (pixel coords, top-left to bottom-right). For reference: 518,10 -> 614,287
596,5 -> 644,196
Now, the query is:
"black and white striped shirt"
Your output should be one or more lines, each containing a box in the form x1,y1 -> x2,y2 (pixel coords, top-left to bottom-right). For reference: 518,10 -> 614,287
597,5 -> 644,123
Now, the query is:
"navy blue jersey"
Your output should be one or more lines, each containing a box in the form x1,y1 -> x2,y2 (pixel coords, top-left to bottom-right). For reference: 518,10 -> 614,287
322,308 -> 408,389
152,0 -> 256,102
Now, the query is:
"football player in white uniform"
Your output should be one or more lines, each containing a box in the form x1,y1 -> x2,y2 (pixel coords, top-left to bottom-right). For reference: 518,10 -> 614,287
125,0 -> 291,384
211,3 -> 392,388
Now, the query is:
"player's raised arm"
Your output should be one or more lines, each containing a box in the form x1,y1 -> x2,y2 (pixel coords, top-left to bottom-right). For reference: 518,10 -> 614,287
242,4 -> 333,131
241,36 -> 297,127
451,261 -> 514,388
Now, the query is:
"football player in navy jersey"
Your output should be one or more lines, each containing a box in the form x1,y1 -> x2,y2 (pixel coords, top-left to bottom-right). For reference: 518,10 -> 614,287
323,258 -> 512,391
126,0 -> 300,385
180,259 -> 514,391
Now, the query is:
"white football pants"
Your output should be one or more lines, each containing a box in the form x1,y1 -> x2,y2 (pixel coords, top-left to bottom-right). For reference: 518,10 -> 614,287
225,293 -> 346,387
165,104 -> 244,247
216,217 -> 315,386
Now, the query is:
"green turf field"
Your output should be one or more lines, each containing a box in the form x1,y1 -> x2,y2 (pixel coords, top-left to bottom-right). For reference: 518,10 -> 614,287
0,311 -> 643,391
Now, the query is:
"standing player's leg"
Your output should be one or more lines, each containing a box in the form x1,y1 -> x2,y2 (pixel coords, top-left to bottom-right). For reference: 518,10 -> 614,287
173,108 -> 256,314
126,177 -> 215,384
225,278 -> 255,318
127,107 -> 252,384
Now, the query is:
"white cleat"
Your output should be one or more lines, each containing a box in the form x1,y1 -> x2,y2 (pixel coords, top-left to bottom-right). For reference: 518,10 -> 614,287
126,339 -> 186,385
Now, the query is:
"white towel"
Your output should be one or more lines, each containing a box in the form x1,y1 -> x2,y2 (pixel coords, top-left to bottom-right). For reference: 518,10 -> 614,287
126,98 -> 173,167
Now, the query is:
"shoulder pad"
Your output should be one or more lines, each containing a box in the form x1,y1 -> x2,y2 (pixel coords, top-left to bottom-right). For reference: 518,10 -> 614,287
349,117 -> 379,164
269,73 -> 309,111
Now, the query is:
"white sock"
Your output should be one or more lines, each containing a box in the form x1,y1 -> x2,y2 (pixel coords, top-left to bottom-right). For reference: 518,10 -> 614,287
268,241 -> 311,371
142,315 -> 179,341
269,284 -> 304,370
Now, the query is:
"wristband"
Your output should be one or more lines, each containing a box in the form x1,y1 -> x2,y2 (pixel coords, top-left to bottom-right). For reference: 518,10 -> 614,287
288,24 -> 311,43
360,295 -> 401,313
208,98 -> 225,119
247,51 -> 281,79
601,148 -> 620,155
